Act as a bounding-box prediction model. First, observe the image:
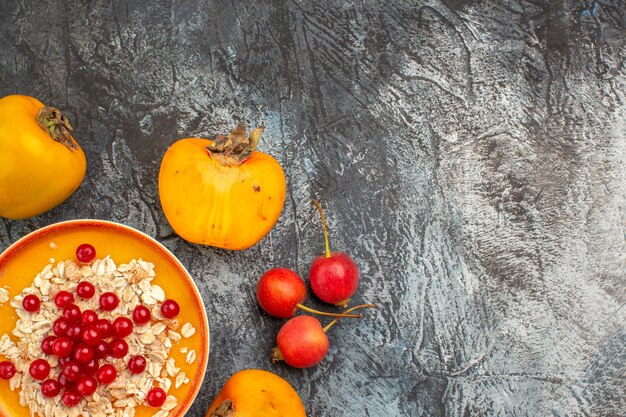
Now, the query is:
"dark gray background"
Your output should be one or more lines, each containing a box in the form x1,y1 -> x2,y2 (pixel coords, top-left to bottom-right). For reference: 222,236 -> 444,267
1,1 -> 625,416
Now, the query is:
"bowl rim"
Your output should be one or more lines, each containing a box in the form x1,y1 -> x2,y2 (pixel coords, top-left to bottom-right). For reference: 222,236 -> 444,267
0,219 -> 210,417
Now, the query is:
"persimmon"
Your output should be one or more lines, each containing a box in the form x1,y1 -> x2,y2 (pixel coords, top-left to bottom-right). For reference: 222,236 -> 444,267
206,369 -> 306,417
158,124 -> 286,250
0,95 -> 86,219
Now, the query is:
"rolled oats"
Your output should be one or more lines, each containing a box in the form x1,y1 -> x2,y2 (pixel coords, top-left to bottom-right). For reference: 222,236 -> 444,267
181,323 -> 196,338
186,350 -> 196,365
175,372 -> 187,389
3,257 -> 194,417
162,396 -> 177,411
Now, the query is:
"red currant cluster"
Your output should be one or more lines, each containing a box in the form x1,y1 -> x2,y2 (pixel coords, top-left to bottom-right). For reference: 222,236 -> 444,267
0,244 -> 181,409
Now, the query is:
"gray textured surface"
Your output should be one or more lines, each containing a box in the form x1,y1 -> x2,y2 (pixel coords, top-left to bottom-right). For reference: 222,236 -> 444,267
1,1 -> 625,416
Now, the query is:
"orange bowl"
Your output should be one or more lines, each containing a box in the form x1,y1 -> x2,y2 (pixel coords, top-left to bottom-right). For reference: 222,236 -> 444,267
0,220 -> 209,417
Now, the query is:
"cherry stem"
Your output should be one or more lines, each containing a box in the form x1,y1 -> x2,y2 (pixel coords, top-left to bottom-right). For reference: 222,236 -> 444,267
323,303 -> 378,332
312,200 -> 331,258
295,303 -> 362,318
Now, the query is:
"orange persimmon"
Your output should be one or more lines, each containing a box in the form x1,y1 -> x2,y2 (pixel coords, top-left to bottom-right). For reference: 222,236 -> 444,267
158,124 -> 286,250
206,369 -> 307,417
0,95 -> 86,219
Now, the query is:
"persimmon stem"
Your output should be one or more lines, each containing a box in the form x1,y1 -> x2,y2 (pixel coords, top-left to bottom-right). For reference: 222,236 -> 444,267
323,303 -> 378,332
295,303 -> 362,318
209,399 -> 235,417
206,123 -> 264,166
36,106 -> 78,150
312,200 -> 331,258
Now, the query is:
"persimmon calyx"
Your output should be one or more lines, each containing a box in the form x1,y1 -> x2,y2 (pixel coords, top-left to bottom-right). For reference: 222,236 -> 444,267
206,123 -> 264,166
209,399 -> 235,417
36,106 -> 78,150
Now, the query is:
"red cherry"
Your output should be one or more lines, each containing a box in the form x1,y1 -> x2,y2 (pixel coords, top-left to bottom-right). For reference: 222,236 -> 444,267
109,339 -> 128,358
112,317 -> 134,338
62,361 -> 83,382
272,315 -> 329,368
63,304 -> 82,323
54,291 -> 74,309
62,390 -> 82,407
95,319 -> 113,338
256,268 -> 306,318
146,387 -> 166,407
76,243 -> 96,264
132,305 -> 151,325
52,337 -> 73,358
99,292 -> 119,311
309,201 -> 359,306
76,282 -> 95,299
127,355 -> 146,374
81,325 -> 101,346
73,344 -> 94,364
41,379 -> 61,397
161,299 -> 180,319
76,375 -> 98,396
309,251 -> 359,306
96,364 -> 116,384
22,294 -> 41,312
83,359 -> 100,375
66,323 -> 83,341
0,361 -> 16,379
52,318 -> 69,336
93,341 -> 110,359
29,358 -> 51,380
81,310 -> 98,326
41,336 -> 57,355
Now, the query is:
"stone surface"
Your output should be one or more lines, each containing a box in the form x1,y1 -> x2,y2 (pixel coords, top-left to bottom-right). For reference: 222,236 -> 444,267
1,1 -> 625,416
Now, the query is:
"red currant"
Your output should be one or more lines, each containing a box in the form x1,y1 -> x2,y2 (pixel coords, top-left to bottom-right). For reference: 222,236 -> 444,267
29,358 -> 51,380
112,317 -> 134,338
58,356 -> 71,366
58,373 -> 74,388
83,358 -> 100,375
96,364 -> 116,385
54,291 -> 74,309
161,299 -> 180,319
63,303 -> 82,323
132,305 -> 151,325
76,282 -> 95,299
62,390 -> 82,407
95,319 -> 113,338
66,323 -> 83,341
41,336 -> 57,355
62,361 -> 83,382
99,292 -> 119,311
73,344 -> 94,364
41,378 -> 61,397
52,318 -> 69,336
52,337 -> 73,358
0,361 -> 16,379
81,325 -> 101,346
22,294 -> 41,312
127,355 -> 147,374
93,341 -> 110,359
81,310 -> 98,325
146,387 -> 166,407
76,243 -> 96,264
109,339 -> 128,358
76,375 -> 98,396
